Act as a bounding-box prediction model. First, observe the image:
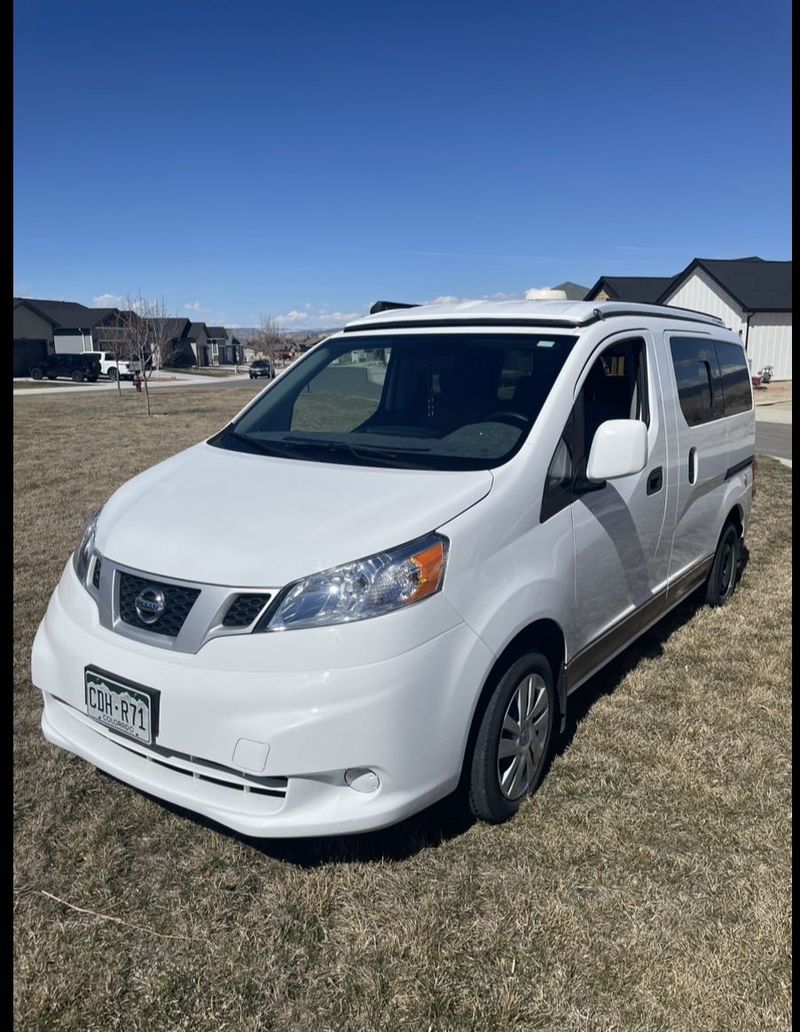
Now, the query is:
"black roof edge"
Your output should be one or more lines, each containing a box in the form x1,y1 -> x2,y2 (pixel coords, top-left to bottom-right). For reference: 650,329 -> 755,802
344,308 -> 723,333
368,300 -> 420,315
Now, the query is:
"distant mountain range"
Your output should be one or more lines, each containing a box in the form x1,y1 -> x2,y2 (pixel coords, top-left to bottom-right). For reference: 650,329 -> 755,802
231,327 -> 342,341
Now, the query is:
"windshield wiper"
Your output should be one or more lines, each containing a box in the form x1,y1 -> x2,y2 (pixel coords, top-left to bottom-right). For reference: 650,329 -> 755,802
224,429 -> 433,467
224,429 -> 288,457
280,437 -> 421,467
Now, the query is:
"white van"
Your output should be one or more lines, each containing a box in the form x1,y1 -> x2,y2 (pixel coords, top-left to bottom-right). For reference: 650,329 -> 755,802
32,299 -> 756,836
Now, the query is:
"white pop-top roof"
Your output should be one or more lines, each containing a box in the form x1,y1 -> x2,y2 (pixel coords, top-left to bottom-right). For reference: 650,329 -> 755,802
344,298 -> 723,331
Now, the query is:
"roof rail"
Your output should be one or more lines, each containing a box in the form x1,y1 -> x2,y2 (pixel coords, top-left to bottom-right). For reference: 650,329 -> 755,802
346,304 -> 725,333
368,300 -> 420,315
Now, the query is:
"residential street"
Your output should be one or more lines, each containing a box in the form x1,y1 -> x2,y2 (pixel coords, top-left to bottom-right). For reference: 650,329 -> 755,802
756,420 -> 792,461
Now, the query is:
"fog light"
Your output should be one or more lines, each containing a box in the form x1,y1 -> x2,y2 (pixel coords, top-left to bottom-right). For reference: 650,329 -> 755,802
344,768 -> 380,793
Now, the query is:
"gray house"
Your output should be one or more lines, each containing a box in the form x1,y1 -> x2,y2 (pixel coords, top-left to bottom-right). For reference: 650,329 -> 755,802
187,322 -> 210,366
13,298 -> 123,376
13,300 -> 56,375
206,326 -> 243,365
148,318 -> 194,367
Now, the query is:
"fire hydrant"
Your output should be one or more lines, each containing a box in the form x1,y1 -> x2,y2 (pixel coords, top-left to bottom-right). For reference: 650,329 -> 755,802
133,372 -> 143,394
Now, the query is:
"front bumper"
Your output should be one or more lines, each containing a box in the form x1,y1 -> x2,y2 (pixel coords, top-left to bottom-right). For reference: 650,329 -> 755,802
33,563 -> 494,837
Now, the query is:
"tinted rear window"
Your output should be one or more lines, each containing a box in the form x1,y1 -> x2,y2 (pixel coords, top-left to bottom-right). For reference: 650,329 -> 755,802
715,340 -> 753,415
669,337 -> 722,426
669,336 -> 751,425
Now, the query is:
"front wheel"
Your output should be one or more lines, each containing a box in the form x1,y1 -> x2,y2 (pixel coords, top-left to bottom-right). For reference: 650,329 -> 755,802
468,652 -> 556,823
705,523 -> 740,606
31,368 -> 43,380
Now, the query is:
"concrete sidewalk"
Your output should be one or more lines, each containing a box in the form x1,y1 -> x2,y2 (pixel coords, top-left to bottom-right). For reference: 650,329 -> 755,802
14,371 -> 251,397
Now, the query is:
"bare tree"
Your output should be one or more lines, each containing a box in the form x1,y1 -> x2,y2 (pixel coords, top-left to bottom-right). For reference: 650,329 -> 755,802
99,294 -> 175,415
251,314 -> 292,373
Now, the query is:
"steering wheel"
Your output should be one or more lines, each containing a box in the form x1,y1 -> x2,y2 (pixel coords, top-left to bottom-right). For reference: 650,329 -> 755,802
482,410 -> 530,428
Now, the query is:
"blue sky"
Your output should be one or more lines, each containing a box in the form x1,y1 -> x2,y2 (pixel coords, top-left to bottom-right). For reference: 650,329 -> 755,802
14,0 -> 791,329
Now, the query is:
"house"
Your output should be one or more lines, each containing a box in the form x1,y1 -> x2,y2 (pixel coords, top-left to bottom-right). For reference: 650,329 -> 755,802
584,257 -> 792,379
147,318 -> 194,368
583,276 -> 677,305
187,322 -> 210,366
13,298 -> 124,376
13,299 -> 56,375
203,326 -> 243,365
224,329 -> 245,365
658,258 -> 792,381
152,321 -> 244,367
552,281 -> 590,300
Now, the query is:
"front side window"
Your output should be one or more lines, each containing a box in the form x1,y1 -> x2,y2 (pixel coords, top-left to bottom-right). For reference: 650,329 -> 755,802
541,337 -> 648,521
212,332 -> 577,471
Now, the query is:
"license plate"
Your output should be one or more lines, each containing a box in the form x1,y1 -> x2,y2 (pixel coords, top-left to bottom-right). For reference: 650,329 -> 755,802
85,668 -> 158,745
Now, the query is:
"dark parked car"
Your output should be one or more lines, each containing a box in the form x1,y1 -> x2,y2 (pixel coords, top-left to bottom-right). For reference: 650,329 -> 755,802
249,359 -> 273,380
30,353 -> 101,383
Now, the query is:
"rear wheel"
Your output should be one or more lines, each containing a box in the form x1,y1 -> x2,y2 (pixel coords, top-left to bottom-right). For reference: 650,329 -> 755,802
705,523 -> 740,606
107,367 -> 118,380
468,652 -> 556,823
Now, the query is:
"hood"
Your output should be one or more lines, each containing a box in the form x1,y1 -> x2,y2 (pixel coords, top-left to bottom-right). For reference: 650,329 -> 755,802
97,442 -> 493,587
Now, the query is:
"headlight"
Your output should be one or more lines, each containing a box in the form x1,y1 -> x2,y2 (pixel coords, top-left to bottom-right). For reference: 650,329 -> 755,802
72,508 -> 101,586
266,532 -> 448,631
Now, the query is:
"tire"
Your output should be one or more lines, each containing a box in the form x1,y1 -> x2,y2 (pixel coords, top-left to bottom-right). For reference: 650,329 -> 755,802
31,368 -> 43,380
72,371 -> 85,383
468,651 -> 556,823
107,367 -> 118,380
705,523 -> 740,607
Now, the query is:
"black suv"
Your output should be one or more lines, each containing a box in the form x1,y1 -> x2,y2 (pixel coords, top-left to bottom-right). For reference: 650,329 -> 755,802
249,359 -> 273,380
30,353 -> 102,383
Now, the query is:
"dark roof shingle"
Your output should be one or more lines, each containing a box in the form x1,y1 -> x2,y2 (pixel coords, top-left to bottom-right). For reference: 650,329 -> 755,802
14,298 -> 118,329
583,276 -> 677,304
661,258 -> 791,311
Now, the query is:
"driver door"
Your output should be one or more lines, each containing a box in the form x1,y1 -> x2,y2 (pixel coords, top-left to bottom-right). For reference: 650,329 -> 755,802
565,333 -> 673,685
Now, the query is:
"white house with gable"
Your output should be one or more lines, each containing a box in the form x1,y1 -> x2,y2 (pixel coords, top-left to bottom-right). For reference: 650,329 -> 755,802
660,258 -> 792,380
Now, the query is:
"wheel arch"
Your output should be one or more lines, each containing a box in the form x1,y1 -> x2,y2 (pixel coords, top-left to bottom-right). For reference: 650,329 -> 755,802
459,617 -> 567,784
725,503 -> 744,538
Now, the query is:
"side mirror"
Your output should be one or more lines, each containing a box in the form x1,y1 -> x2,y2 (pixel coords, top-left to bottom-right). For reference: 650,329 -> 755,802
586,419 -> 648,482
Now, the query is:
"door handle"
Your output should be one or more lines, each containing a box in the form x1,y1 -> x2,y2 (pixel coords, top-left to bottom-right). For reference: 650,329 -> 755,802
688,447 -> 697,484
646,466 -> 663,495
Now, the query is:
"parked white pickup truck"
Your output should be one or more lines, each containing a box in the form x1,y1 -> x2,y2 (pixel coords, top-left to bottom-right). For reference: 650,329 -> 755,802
85,351 -> 142,381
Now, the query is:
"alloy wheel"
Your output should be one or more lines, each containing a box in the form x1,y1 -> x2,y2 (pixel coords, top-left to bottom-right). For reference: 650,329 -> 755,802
497,673 -> 551,800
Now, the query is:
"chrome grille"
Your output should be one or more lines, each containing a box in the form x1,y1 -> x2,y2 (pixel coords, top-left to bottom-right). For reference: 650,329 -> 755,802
91,556 -> 281,653
119,573 -> 200,638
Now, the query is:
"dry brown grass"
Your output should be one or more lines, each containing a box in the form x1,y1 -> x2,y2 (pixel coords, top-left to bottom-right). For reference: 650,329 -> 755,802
14,388 -> 792,1031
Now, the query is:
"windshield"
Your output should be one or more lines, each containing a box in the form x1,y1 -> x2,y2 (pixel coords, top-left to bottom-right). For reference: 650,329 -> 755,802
211,332 -> 577,471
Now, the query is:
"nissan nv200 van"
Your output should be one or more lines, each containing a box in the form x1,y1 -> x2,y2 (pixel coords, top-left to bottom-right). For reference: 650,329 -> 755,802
32,299 -> 756,836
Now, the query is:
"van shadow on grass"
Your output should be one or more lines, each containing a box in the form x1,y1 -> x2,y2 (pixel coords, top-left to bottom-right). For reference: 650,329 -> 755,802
112,547 -> 748,868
